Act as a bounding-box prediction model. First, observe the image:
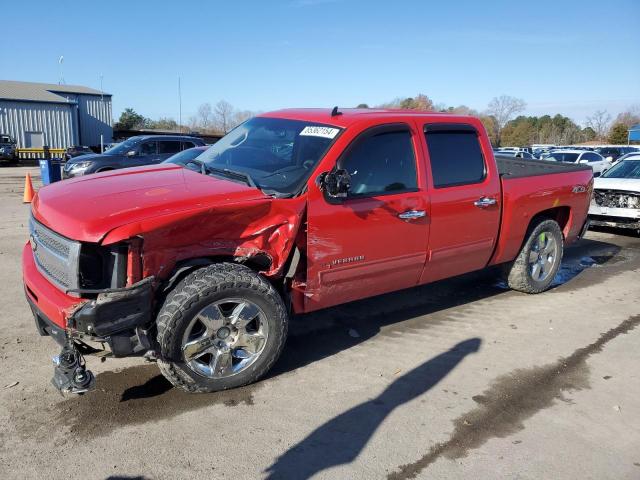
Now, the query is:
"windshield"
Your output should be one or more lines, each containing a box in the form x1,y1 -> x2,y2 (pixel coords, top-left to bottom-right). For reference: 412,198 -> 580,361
104,138 -> 139,155
197,117 -> 342,195
164,147 -> 206,166
601,160 -> 640,179
547,152 -> 579,163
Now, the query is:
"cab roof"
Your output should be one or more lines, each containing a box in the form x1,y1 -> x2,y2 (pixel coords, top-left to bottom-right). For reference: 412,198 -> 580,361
258,108 -> 474,128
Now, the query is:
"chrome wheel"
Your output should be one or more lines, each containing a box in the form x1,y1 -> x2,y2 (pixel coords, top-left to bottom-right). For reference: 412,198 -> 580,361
528,232 -> 558,282
181,298 -> 268,379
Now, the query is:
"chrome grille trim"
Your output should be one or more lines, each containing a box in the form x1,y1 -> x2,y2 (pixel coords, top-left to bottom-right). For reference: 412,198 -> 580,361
29,215 -> 81,295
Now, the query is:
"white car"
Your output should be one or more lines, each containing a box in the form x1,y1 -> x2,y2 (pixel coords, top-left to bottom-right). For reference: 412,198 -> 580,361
588,154 -> 640,233
546,149 -> 611,176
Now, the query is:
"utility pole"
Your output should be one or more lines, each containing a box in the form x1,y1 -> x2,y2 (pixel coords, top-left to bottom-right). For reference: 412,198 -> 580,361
58,56 -> 64,85
100,74 -> 104,152
178,76 -> 182,133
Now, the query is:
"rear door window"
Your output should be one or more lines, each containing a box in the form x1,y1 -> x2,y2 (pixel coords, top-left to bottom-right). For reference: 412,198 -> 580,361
424,128 -> 486,188
158,141 -> 181,154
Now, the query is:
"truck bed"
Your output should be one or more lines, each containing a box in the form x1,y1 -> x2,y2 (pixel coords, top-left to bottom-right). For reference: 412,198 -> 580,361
496,155 -> 592,179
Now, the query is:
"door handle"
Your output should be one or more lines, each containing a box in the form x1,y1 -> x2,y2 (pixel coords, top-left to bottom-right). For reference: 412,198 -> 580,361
474,197 -> 497,208
398,210 -> 426,220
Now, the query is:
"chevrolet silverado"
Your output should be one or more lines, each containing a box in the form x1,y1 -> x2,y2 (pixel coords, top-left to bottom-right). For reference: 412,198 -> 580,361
23,108 -> 593,394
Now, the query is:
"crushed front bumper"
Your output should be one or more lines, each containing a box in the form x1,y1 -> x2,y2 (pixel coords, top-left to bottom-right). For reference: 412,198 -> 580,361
588,204 -> 640,230
23,242 -> 155,356
589,214 -> 640,230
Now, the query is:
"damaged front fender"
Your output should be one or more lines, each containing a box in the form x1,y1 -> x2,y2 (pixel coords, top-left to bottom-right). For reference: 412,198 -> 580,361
100,197 -> 307,281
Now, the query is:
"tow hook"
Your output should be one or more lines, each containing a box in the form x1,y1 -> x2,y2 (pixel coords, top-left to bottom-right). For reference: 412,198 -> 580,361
51,339 -> 95,395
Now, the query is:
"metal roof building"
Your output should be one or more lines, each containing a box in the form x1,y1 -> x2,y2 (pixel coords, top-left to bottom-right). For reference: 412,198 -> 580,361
0,80 -> 112,149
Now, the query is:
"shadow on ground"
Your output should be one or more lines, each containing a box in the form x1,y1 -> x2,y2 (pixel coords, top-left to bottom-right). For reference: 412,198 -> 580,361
264,338 -> 481,480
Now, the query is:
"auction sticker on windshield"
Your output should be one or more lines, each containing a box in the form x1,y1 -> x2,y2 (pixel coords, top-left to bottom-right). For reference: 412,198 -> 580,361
299,126 -> 340,139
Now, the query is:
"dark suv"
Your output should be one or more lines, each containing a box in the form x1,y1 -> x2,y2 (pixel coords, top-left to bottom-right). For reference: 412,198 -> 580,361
595,147 -> 637,162
0,134 -> 17,164
63,135 -> 205,178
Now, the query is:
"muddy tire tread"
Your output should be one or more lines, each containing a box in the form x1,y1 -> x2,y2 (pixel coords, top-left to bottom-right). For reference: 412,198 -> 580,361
156,263 -> 288,393
506,219 -> 564,294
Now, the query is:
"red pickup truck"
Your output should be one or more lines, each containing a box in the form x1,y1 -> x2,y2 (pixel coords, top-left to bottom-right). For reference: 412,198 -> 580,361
23,109 -> 593,394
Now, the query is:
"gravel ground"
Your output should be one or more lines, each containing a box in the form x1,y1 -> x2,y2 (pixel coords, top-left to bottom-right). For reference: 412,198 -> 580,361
0,166 -> 639,480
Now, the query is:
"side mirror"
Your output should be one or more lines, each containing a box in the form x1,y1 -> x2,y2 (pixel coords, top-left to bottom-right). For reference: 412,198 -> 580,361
126,150 -> 137,157
605,156 -> 613,162
319,169 -> 351,198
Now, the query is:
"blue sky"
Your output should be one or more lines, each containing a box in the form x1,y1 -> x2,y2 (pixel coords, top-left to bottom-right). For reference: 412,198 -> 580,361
4,0 -> 639,125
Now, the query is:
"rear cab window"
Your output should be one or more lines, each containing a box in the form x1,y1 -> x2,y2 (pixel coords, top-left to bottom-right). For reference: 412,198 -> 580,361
423,125 -> 486,188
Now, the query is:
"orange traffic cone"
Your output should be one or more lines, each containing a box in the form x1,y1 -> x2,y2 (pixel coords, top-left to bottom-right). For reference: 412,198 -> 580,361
23,173 -> 35,203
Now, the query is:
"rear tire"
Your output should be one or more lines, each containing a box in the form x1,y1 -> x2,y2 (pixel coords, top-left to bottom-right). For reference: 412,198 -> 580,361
156,263 -> 288,393
506,219 -> 563,294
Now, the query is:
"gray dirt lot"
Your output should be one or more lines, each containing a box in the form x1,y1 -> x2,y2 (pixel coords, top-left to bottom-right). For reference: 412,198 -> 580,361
0,166 -> 639,480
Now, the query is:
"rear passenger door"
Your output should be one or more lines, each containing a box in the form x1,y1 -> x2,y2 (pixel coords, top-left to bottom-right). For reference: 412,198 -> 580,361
419,123 -> 501,283
157,140 -> 182,162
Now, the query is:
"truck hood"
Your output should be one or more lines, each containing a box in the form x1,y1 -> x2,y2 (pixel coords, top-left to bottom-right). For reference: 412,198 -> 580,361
32,164 -> 271,242
593,177 -> 640,193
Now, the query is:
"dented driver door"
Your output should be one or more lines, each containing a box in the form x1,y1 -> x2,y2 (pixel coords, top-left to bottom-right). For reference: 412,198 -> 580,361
304,123 -> 430,312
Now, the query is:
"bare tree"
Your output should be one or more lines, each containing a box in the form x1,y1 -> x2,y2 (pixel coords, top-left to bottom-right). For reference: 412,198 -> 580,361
197,103 -> 213,130
485,95 -> 526,146
613,106 -> 640,129
233,110 -> 254,126
585,110 -> 611,141
214,100 -> 234,134
187,115 -> 199,132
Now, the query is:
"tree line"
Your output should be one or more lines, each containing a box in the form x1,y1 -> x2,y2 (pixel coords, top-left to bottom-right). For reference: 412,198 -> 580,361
114,100 -> 257,135
115,95 -> 639,147
362,94 -> 639,146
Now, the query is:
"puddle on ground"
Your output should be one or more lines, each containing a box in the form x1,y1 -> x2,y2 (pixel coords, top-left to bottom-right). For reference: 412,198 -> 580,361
25,364 -> 257,440
493,249 -> 625,291
388,314 -> 640,480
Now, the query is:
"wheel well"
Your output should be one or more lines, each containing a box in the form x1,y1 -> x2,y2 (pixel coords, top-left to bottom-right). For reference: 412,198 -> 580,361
161,254 -> 274,294
528,207 -> 571,237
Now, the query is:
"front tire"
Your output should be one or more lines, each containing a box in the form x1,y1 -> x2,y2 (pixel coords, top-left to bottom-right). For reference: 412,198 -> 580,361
506,219 -> 564,293
156,263 -> 288,393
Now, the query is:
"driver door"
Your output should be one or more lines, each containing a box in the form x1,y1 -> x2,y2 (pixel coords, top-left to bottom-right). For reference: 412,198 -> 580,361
305,123 -> 429,311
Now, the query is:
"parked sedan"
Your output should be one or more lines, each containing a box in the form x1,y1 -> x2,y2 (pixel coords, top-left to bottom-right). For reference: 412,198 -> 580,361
494,150 -> 536,159
546,149 -> 611,176
63,135 -> 205,178
589,154 -> 640,233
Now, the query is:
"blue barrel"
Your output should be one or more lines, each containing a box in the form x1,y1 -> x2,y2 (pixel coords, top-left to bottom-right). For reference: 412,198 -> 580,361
39,159 -> 62,185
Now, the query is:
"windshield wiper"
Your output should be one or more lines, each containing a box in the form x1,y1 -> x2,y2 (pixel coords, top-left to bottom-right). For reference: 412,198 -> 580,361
187,159 -> 267,193
207,166 -> 257,188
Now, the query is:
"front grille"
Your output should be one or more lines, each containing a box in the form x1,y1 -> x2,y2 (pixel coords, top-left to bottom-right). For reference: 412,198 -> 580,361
594,189 -> 640,209
29,216 -> 81,294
